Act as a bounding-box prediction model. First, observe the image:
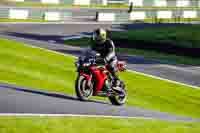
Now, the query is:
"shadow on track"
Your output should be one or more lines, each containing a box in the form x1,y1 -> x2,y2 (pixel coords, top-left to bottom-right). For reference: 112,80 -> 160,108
0,84 -> 109,105
4,32 -> 66,44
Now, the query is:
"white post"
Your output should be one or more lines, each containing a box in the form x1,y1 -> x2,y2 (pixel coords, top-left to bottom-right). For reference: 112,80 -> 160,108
127,0 -> 143,6
9,9 -> 29,19
129,11 -> 146,20
44,12 -> 60,21
102,0 -> 107,6
183,11 -> 197,18
176,0 -> 190,7
41,0 -> 59,4
74,0 -> 91,5
157,11 -> 172,19
154,0 -> 167,7
97,13 -> 115,22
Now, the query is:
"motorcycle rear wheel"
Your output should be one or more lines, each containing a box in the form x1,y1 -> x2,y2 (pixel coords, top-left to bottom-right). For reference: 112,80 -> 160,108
75,75 -> 93,101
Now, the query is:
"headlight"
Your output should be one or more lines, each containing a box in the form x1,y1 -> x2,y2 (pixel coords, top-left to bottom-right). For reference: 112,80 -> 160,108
83,63 -> 90,67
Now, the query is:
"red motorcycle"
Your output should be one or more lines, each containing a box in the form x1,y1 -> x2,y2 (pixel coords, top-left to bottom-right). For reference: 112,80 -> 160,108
75,51 -> 127,105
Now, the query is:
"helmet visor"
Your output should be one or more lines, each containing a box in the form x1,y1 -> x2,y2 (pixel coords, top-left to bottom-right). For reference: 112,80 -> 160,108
93,31 -> 106,42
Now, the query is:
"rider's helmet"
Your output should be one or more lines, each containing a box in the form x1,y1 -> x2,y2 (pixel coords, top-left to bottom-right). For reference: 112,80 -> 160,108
92,28 -> 107,44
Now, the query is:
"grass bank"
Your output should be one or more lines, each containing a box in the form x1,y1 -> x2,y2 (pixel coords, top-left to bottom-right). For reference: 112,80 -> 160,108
0,117 -> 199,133
134,18 -> 200,23
0,18 -> 48,22
0,38 -> 200,118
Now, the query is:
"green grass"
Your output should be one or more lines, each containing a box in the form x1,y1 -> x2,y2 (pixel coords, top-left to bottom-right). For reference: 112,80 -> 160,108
64,38 -> 200,65
0,117 -> 200,133
0,38 -> 76,94
111,25 -> 200,49
132,18 -> 200,23
0,18 -> 48,22
1,38 -> 200,118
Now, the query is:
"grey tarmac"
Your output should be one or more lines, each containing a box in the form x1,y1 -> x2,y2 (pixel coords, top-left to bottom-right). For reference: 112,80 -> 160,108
0,83 -> 199,122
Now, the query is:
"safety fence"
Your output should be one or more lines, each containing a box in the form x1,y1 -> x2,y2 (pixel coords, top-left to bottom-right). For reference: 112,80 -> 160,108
8,0 -> 200,7
97,9 -> 200,22
0,7 -> 200,22
0,8 -> 73,21
127,0 -> 200,7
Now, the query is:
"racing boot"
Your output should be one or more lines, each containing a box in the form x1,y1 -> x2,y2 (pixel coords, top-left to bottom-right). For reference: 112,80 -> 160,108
112,79 -> 122,93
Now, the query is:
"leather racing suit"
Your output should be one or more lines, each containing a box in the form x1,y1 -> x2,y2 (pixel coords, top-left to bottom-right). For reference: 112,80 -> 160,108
91,38 -> 119,85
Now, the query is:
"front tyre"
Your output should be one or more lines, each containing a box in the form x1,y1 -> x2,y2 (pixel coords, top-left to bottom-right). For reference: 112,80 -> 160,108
108,81 -> 127,105
75,75 -> 93,101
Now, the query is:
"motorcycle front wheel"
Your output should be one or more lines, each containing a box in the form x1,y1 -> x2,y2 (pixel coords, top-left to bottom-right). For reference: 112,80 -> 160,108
75,75 -> 93,101
108,81 -> 127,105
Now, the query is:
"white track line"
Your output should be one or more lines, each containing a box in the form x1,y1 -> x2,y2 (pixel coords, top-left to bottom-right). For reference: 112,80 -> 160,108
127,70 -> 200,89
19,40 -> 200,90
0,113 -> 160,120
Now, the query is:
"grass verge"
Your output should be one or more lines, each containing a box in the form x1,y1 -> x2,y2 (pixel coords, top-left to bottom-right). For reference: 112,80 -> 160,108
0,38 -> 200,118
0,117 -> 200,132
133,18 -> 200,23
0,18 -> 48,22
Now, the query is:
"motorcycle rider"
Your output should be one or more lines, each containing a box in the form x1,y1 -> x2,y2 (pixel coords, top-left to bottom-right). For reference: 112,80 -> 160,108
90,28 -> 121,91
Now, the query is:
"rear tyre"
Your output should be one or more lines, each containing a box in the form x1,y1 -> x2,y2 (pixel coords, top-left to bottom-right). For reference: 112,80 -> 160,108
108,81 -> 127,105
75,75 -> 93,101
